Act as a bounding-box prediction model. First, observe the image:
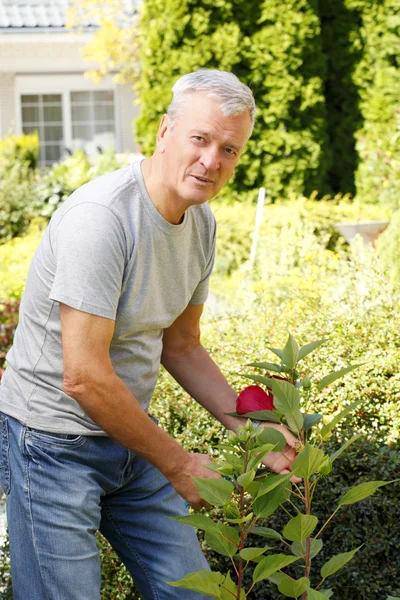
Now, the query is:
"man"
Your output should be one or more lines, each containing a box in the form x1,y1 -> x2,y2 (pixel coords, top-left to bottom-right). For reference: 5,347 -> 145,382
0,69 -> 297,599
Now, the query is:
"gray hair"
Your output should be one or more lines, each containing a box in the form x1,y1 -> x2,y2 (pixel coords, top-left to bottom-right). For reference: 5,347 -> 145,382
167,69 -> 256,129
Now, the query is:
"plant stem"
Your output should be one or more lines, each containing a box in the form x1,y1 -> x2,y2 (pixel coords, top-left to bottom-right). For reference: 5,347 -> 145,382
314,506 -> 340,541
300,479 -> 311,600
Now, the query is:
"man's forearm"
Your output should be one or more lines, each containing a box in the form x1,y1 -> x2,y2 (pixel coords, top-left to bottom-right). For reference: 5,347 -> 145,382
64,369 -> 187,478
161,343 -> 245,432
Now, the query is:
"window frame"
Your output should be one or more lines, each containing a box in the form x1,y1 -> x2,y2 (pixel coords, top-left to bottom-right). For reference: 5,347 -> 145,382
16,74 -> 119,164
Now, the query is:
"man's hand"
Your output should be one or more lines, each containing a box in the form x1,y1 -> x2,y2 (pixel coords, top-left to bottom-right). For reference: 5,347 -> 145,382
168,452 -> 221,511
259,423 -> 302,483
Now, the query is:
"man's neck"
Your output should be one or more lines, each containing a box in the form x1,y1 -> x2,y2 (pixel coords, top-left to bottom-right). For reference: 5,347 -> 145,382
140,157 -> 186,225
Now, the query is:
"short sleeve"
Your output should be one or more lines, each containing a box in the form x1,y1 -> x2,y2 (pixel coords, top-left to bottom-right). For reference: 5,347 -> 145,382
49,203 -> 127,320
189,214 -> 216,305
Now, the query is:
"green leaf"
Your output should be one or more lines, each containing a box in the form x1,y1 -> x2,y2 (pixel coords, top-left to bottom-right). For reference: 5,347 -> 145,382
248,443 -> 276,472
205,524 -> 239,558
242,373 -> 274,386
255,473 -> 293,500
270,379 -> 303,433
253,481 -> 291,518
317,364 -> 364,391
282,334 -> 300,370
225,410 -> 282,424
253,554 -> 299,583
306,586 -> 332,599
172,514 -> 218,534
248,361 -> 283,373
192,477 -> 234,507
318,455 -> 332,476
291,538 -> 323,560
166,570 -> 224,595
251,526 -> 282,540
278,575 -> 310,598
267,347 -> 284,360
318,591 -> 333,599
303,413 -> 323,432
330,434 -> 363,462
387,597 -> 400,600
292,445 -> 326,479
257,427 -> 287,452
320,400 -> 364,440
339,480 -> 398,506
298,339 -> 327,361
320,546 -> 362,579
240,546 -> 271,561
283,514 -> 318,542
237,470 -> 255,488
220,571 -> 246,600
204,462 -> 236,477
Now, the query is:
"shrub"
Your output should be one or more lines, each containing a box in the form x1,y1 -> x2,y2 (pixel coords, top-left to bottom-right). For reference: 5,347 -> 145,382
0,132 -> 39,173
376,209 -> 400,282
0,163 -> 40,244
0,300 -> 19,377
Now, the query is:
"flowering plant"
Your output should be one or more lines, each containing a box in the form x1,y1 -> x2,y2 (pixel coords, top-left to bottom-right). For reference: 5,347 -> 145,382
168,334 -> 398,599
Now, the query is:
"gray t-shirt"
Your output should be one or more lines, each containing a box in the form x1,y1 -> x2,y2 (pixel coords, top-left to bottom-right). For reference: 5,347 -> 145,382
0,160 -> 216,435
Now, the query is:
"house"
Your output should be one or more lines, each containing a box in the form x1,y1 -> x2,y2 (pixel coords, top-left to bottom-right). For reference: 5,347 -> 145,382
0,0 -> 140,164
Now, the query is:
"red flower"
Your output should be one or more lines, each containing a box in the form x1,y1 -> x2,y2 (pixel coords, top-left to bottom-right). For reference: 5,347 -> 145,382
236,385 -> 274,414
0,367 -> 4,380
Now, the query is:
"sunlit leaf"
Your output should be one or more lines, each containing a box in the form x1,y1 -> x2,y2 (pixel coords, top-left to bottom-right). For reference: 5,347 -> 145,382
298,339 -> 327,361
317,364 -> 364,391
257,427 -> 287,452
248,361 -> 283,373
166,570 -> 224,595
237,470 -> 255,488
240,546 -> 271,561
291,538 -> 323,559
306,586 -> 332,599
292,445 -> 326,479
253,481 -> 291,518
320,546 -> 362,579
339,480 -> 398,506
248,443 -> 276,471
205,524 -> 239,558
278,575 -> 310,598
251,526 -> 282,540
242,373 -> 274,386
270,379 -> 303,433
267,347 -> 284,360
192,477 -> 234,507
282,334 -> 300,370
283,514 -> 318,542
253,554 -> 299,583
220,571 -> 246,600
320,400 -> 364,440
255,473 -> 293,500
172,514 -> 218,534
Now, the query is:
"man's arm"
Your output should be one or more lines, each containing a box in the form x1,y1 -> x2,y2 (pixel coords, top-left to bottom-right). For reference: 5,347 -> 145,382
161,303 -> 299,477
59,303 -> 220,510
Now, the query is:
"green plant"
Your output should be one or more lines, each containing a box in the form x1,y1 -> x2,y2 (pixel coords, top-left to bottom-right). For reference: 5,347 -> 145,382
167,334 -> 397,599
0,132 -> 39,173
376,209 -> 400,281
0,162 -> 40,244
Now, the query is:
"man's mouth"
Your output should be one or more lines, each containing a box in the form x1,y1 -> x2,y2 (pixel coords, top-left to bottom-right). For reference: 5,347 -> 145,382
190,174 -> 214,184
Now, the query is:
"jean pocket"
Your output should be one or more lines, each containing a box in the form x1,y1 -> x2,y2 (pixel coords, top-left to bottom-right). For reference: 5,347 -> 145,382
25,428 -> 86,449
0,414 -> 10,496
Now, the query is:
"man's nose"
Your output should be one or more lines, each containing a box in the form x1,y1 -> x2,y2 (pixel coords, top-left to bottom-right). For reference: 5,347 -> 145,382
199,148 -> 220,171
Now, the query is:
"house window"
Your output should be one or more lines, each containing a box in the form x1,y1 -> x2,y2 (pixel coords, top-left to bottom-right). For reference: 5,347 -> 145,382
20,90 -> 116,165
21,94 -> 64,165
71,90 -> 116,155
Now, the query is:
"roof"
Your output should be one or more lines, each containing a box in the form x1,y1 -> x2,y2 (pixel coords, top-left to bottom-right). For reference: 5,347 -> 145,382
0,1 -> 138,32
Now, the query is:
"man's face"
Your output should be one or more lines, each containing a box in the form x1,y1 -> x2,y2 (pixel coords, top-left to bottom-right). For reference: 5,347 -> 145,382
157,92 -> 252,207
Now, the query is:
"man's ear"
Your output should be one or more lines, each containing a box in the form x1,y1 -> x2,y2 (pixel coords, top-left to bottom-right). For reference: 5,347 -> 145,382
156,114 -> 169,154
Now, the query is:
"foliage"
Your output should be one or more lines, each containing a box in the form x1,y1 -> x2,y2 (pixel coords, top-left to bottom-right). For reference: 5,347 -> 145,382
0,162 -> 40,244
0,132 -> 39,172
167,334 -> 398,599
0,220 -> 46,301
0,299 -> 19,376
376,208 -> 400,281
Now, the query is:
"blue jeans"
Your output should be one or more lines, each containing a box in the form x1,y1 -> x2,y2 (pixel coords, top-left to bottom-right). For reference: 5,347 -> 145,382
0,412 -> 211,600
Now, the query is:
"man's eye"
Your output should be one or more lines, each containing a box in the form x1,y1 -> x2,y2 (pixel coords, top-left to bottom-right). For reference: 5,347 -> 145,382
193,136 -> 204,142
225,147 -> 236,155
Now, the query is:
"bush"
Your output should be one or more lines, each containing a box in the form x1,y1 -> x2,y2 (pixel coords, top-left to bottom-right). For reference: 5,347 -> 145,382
376,208 -> 400,281
0,300 -> 19,377
0,132 -> 39,173
0,163 -> 40,244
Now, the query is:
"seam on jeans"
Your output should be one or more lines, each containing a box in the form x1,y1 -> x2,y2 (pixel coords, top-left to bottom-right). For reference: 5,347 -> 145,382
102,503 -> 159,600
23,429 -> 51,600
